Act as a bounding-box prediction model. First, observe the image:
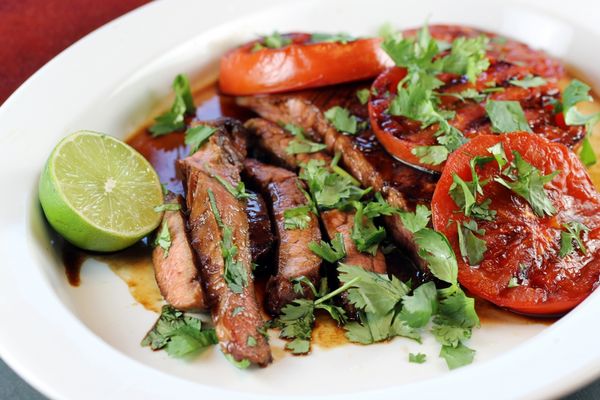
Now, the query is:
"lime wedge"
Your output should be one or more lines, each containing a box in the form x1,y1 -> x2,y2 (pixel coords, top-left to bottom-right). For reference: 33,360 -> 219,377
39,130 -> 163,252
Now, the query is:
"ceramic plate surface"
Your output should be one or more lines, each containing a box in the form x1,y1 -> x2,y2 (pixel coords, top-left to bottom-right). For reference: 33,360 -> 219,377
1,0 -> 600,399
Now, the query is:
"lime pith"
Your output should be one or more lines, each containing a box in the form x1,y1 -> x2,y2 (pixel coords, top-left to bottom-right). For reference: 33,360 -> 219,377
39,130 -> 163,252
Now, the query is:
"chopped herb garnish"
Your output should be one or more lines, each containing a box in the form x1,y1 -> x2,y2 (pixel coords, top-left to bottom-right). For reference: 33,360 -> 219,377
509,75 -> 547,88
351,201 -> 387,255
284,205 -> 313,230
324,106 -> 359,135
485,100 -> 532,133
561,79 -> 600,166
212,173 -> 254,201
456,220 -> 487,266
154,220 -> 172,258
260,32 -> 291,49
283,123 -> 327,155
559,220 -> 589,257
409,352 -> 427,364
224,353 -> 251,369
310,32 -> 355,44
185,125 -> 217,155
439,342 -> 476,370
274,277 -> 355,354
141,305 -> 218,358
507,277 -> 519,288
150,74 -> 195,136
207,189 -> 249,293
309,233 -> 346,263
154,203 -> 181,213
356,88 -> 370,105
494,151 -> 559,217
247,336 -> 257,347
435,35 -> 490,83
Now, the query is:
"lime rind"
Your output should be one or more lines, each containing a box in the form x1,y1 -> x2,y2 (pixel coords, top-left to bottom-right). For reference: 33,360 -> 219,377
39,130 -> 163,252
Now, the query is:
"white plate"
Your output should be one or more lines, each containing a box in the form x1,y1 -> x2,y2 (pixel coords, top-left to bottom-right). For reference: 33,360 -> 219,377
2,0 -> 600,399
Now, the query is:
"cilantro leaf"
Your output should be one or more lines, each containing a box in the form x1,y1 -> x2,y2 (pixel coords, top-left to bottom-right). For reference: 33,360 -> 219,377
509,75 -> 547,88
185,125 -> 217,154
487,142 -> 508,170
435,35 -> 489,83
485,100 -> 532,133
456,220 -> 487,266
413,228 -> 458,285
362,192 -> 400,218
449,174 -> 476,216
150,74 -> 195,136
154,220 -> 172,258
282,122 -> 327,155
223,353 -> 251,369
439,343 -> 476,369
356,88 -> 370,105
324,106 -> 359,135
154,203 -> 181,213
308,233 -> 346,263
299,159 -> 367,210
579,136 -> 597,167
310,32 -> 355,44
261,32 -> 291,49
559,220 -> 589,257
212,174 -> 254,201
412,145 -> 449,165
284,206 -> 313,230
563,79 -> 592,111
398,204 -> 432,233
399,281 -> 438,328
494,151 -> 559,217
352,202 -> 387,255
141,305 -> 218,358
409,353 -> 427,364
338,263 -> 409,315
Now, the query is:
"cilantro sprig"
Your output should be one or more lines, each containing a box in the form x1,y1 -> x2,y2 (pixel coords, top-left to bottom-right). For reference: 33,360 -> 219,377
150,74 -> 196,136
559,220 -> 589,257
282,123 -> 327,155
185,125 -> 217,155
142,305 -> 218,358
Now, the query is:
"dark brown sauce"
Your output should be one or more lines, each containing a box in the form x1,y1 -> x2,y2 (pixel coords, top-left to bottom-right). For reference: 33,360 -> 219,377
61,241 -> 85,287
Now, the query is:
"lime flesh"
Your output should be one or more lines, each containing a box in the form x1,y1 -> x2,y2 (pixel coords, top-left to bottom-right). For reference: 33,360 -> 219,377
39,130 -> 163,252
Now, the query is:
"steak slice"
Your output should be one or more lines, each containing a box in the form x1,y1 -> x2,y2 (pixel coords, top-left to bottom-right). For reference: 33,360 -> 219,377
152,193 -> 207,312
178,126 -> 271,366
237,85 -> 437,267
243,158 -> 322,315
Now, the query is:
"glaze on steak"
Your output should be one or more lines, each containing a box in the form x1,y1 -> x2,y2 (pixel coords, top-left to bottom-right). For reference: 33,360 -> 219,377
243,158 -> 322,315
177,122 -> 271,366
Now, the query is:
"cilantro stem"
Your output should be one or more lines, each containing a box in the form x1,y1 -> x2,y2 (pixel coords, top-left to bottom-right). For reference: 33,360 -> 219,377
315,276 -> 360,305
331,152 -> 361,186
207,189 -> 223,227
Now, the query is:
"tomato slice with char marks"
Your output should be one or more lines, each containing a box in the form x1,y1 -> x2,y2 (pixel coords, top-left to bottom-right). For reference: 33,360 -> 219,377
219,33 -> 392,95
368,25 -> 584,173
432,133 -> 600,315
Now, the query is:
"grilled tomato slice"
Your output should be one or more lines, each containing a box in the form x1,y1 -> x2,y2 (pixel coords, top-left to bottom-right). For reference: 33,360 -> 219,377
432,132 -> 600,315
219,33 -> 391,95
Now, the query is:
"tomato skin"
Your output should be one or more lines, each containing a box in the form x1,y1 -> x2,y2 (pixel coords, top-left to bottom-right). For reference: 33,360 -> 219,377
432,133 -> 600,315
219,33 -> 392,95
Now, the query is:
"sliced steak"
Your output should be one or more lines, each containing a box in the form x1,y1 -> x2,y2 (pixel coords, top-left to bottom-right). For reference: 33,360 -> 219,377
178,125 -> 271,366
237,85 -> 436,268
243,158 -> 322,315
244,118 -> 330,169
152,193 -> 207,312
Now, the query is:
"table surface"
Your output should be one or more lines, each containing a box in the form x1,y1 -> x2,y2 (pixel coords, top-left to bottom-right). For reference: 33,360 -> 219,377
0,1 -> 598,399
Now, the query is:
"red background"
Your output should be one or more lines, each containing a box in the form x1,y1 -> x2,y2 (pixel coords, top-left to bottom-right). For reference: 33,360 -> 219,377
0,0 -> 149,105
